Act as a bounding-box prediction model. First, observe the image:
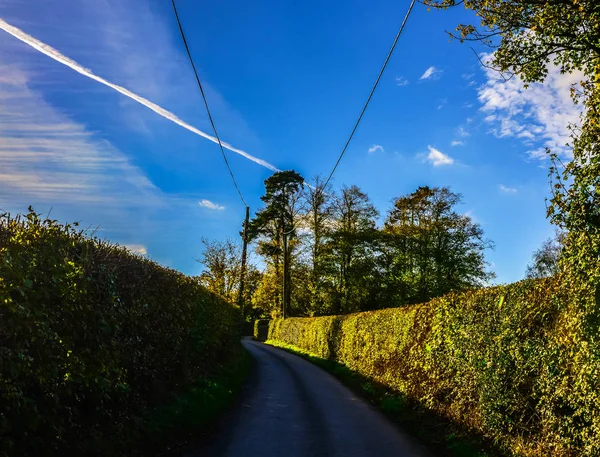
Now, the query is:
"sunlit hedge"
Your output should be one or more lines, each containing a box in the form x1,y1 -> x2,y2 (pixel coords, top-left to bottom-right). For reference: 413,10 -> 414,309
0,211 -> 240,457
268,278 -> 600,456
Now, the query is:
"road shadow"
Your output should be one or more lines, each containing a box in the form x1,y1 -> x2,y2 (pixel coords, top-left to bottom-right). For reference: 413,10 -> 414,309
268,343 -> 509,457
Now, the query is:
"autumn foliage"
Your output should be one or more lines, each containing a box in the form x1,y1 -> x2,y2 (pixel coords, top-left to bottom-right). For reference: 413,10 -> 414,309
0,211 -> 240,457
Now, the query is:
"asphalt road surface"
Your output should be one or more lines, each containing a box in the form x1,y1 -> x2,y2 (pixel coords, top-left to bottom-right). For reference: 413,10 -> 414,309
189,339 -> 431,457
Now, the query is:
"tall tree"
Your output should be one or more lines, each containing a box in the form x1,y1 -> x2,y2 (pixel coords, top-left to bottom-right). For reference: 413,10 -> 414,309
525,231 -> 565,279
248,170 -> 305,317
251,265 -> 279,318
196,238 -> 243,302
327,185 -> 380,314
384,186 -> 494,304
301,176 -> 335,315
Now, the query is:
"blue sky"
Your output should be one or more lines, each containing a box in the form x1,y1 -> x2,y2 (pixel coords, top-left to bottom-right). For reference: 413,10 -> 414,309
0,0 -> 581,283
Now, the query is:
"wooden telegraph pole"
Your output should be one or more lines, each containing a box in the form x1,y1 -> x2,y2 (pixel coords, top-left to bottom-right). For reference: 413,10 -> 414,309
282,230 -> 289,319
238,206 -> 250,319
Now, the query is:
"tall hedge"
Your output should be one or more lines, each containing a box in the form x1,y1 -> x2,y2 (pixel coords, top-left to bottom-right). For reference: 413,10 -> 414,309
268,278 -> 599,456
0,211 -> 240,457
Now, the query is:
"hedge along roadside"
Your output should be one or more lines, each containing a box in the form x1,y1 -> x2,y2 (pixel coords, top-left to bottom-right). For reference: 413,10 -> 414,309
0,210 -> 241,457
267,277 -> 599,456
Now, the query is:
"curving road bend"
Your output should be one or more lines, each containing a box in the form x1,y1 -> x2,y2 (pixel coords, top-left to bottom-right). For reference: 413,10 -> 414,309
189,339 -> 432,457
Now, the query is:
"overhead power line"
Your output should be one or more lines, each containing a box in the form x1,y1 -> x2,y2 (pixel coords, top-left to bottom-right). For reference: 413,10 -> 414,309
170,0 -> 248,207
321,0 -> 417,192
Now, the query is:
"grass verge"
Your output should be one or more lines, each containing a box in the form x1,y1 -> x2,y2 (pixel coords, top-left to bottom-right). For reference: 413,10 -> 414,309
265,339 -> 504,457
140,345 -> 252,456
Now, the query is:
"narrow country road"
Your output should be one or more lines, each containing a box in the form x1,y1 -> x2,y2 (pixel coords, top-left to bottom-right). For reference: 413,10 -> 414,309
190,339 -> 432,457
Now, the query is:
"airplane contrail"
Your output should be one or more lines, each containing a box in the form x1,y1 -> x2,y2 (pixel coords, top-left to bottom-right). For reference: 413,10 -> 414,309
0,17 -> 280,172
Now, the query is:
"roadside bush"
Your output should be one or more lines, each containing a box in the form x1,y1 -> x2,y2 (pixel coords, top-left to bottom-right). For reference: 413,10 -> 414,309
0,210 -> 240,457
268,278 -> 599,456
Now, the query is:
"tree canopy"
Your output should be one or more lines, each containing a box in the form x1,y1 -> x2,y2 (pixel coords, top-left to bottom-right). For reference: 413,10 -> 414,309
425,0 -> 600,83
384,186 -> 494,304
201,172 -> 496,318
525,231 -> 565,279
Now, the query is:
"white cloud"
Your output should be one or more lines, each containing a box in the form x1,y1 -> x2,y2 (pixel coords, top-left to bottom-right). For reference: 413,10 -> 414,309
199,199 -> 225,211
464,209 -> 480,223
368,144 -> 384,154
478,55 -> 583,160
451,140 -> 464,147
424,146 -> 454,166
499,185 -> 518,194
456,126 -> 471,137
420,66 -> 442,80
0,0 -> 255,275
124,244 -> 147,255
0,63 -> 160,207
0,15 -> 279,173
396,76 -> 409,86
0,58 -> 201,257
462,73 -> 474,80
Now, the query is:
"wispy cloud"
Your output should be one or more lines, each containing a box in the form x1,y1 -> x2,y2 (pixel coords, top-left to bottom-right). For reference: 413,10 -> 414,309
0,16 -> 279,172
0,63 -> 160,207
124,244 -> 148,255
396,76 -> 409,86
0,3 -> 270,275
368,144 -> 384,154
499,185 -> 518,194
456,126 -> 470,137
477,54 -> 583,160
0,57 -> 207,261
451,140 -> 464,147
423,146 -> 454,166
420,66 -> 442,81
199,199 -> 225,210
464,209 -> 480,223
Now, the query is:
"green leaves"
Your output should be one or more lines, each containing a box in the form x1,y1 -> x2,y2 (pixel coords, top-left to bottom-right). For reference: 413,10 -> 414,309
268,276 -> 600,455
383,186 -> 494,306
0,210 -> 241,457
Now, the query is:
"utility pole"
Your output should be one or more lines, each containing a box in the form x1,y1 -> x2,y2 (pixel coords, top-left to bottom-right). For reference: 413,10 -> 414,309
282,230 -> 289,319
237,206 -> 250,319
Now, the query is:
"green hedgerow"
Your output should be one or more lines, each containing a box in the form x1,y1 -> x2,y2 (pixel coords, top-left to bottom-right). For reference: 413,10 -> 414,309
268,277 -> 598,456
0,210 -> 240,457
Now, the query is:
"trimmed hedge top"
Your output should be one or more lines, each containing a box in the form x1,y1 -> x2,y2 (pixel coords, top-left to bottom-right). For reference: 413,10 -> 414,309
0,211 -> 240,457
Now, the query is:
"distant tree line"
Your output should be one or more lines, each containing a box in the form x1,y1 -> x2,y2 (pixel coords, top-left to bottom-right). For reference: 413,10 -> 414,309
198,170 -> 496,319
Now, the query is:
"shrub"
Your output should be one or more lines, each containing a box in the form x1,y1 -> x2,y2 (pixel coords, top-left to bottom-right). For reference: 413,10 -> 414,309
268,278 -> 599,456
0,211 -> 240,457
